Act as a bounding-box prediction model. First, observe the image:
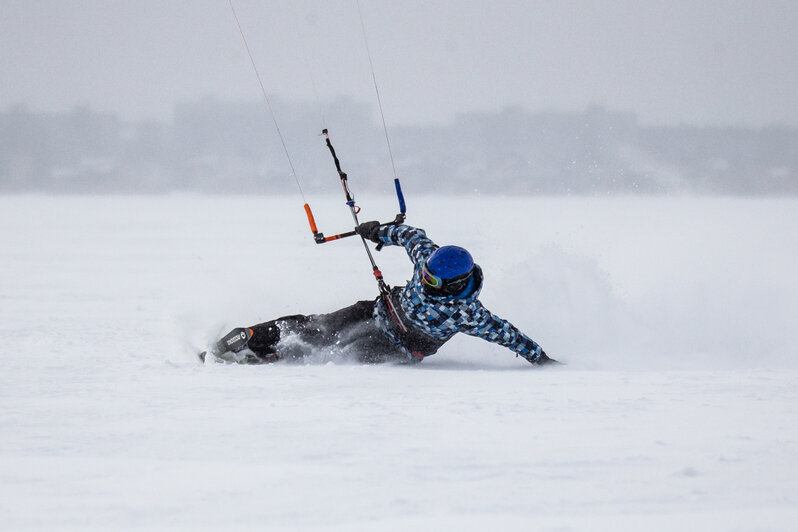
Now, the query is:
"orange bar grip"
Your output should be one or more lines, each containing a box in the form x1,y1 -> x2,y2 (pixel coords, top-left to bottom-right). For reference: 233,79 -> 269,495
304,203 -> 318,234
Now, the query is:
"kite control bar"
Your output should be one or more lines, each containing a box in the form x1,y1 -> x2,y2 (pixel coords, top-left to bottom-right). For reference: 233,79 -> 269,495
303,129 -> 406,245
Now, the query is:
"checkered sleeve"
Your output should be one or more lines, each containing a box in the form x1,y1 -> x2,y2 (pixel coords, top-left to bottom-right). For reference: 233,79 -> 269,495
461,305 -> 544,362
377,224 -> 438,266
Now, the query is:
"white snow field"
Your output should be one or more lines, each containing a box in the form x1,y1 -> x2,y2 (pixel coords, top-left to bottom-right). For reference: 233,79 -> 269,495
1,195 -> 797,531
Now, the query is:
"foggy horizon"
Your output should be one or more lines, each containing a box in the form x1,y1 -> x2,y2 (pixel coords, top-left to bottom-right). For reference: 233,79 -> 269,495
6,94 -> 798,131
3,98 -> 796,195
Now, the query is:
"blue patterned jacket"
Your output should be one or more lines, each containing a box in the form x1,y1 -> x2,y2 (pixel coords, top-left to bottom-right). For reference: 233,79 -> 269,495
372,224 -> 544,363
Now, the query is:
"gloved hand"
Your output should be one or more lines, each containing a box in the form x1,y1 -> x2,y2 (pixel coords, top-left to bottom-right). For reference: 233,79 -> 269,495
530,350 -> 559,366
356,220 -> 381,243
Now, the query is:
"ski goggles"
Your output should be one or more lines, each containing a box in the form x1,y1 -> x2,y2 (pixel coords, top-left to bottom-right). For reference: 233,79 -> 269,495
420,263 -> 442,288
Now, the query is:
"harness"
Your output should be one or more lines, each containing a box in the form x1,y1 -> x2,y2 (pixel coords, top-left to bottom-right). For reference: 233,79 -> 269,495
378,287 -> 453,360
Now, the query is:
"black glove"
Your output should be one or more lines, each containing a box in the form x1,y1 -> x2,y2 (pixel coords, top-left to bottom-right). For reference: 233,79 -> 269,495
529,350 -> 560,366
356,221 -> 381,243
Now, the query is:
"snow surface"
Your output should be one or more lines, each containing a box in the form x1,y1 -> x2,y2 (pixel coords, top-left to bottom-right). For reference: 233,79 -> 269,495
1,195 -> 797,531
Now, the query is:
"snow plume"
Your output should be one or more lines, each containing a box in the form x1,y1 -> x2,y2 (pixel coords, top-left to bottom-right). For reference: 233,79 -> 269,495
463,196 -> 798,370
493,244 -> 637,368
496,242 -> 798,370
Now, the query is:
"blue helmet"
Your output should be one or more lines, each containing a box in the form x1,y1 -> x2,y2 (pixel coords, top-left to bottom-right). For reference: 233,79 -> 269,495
427,246 -> 474,279
422,246 -> 475,296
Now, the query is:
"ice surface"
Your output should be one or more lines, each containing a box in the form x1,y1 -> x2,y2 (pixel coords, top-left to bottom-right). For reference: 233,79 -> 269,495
1,195 -> 797,530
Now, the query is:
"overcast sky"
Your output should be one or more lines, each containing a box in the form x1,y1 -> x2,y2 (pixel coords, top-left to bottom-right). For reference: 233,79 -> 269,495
2,0 -> 797,127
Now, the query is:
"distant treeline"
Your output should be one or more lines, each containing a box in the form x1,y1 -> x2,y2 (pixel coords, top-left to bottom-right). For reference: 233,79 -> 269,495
2,98 -> 796,195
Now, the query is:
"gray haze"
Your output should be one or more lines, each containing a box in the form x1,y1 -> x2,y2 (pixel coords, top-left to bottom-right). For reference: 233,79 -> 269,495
2,0 -> 798,127
3,100 -> 796,194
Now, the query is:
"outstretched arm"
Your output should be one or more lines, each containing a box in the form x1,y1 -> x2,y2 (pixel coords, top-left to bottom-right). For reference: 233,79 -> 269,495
461,305 -> 548,364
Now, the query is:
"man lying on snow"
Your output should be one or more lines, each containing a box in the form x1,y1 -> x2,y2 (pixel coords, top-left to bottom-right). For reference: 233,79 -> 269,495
204,223 -> 556,366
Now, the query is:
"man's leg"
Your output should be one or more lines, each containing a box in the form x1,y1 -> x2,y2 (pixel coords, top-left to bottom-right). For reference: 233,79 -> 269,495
209,301 -> 376,364
206,314 -> 308,364
248,315 -> 310,359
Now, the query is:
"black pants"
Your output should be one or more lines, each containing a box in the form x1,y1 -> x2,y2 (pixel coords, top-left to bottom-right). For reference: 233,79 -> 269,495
247,300 -> 408,363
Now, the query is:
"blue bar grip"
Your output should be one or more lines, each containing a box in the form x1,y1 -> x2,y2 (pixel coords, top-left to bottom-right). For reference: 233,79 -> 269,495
394,178 -> 406,214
